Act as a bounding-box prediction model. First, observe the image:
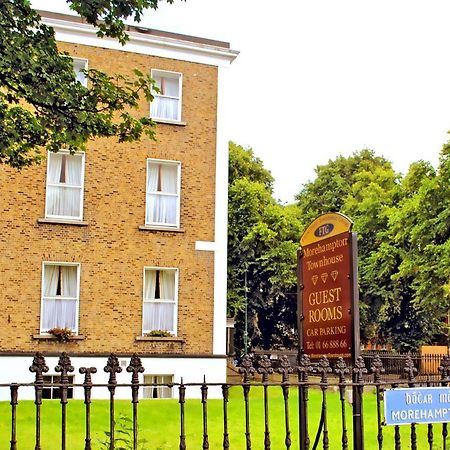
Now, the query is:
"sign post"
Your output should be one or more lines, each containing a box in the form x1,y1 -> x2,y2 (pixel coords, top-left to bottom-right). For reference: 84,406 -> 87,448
298,212 -> 359,361
298,212 -> 361,450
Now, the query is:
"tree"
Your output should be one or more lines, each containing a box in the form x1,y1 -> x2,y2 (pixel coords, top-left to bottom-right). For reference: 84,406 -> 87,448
296,149 -> 397,226
385,150 -> 450,347
228,143 -> 301,353
0,0 -> 180,168
296,148 -> 450,351
296,150 -> 408,347
357,160 -> 434,351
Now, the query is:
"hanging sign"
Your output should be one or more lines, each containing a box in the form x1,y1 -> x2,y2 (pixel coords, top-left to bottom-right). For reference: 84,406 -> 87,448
298,213 -> 359,359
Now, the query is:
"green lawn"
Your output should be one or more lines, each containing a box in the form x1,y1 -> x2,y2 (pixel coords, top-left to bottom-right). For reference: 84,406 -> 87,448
0,387 -> 446,449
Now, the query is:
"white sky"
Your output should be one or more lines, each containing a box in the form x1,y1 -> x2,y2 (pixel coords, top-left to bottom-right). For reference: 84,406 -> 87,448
32,0 -> 450,203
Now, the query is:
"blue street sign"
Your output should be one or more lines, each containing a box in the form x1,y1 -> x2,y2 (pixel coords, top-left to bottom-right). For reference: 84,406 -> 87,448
385,387 -> 450,425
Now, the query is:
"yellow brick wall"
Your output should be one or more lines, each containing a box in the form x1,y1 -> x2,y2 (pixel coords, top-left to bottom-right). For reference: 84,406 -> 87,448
0,42 -> 219,355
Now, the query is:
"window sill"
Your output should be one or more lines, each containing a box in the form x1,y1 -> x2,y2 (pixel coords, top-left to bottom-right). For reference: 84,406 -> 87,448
152,118 -> 187,126
38,218 -> 88,226
135,336 -> 185,342
33,334 -> 85,341
139,225 -> 185,233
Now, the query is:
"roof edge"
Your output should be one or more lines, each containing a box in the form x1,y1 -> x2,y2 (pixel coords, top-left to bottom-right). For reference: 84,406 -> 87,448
37,10 -> 233,50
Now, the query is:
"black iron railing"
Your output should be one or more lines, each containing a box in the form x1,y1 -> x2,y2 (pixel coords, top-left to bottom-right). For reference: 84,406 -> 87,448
2,351 -> 450,449
253,349 -> 449,379
361,351 -> 448,379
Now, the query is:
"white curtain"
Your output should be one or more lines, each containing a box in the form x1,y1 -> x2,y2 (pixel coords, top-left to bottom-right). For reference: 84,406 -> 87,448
61,266 -> 77,297
42,265 -> 77,331
143,270 -> 175,332
46,153 -> 63,217
72,59 -> 87,87
160,77 -> 179,97
151,97 -> 179,121
160,270 -> 175,300
43,265 -> 59,297
46,153 -> 82,218
147,163 -> 159,192
143,375 -> 173,399
62,156 -> 82,217
146,163 -> 178,225
75,65 -> 87,86
151,76 -> 180,121
146,163 -> 159,224
144,303 -> 174,331
144,270 -> 156,301
76,70 -> 86,86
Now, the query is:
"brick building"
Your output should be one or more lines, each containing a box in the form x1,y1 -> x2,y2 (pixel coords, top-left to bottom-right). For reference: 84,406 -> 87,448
0,11 -> 238,399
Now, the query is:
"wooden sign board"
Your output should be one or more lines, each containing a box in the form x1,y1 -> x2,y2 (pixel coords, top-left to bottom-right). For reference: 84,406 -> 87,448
298,213 -> 359,360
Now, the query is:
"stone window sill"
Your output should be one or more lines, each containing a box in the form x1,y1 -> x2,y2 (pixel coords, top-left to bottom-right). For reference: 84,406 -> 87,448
135,336 -> 185,342
152,118 -> 187,126
139,225 -> 185,233
38,218 -> 88,226
33,334 -> 85,341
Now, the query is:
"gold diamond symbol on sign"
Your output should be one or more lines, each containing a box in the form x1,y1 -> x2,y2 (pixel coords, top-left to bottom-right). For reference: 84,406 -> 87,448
312,275 -> 318,285
321,273 -> 328,283
331,270 -> 338,281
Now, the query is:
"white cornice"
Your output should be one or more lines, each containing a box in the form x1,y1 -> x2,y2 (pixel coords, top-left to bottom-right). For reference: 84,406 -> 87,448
42,17 -> 239,67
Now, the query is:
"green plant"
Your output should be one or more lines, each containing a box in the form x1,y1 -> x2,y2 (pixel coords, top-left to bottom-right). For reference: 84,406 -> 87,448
47,327 -> 73,342
98,414 -> 148,450
144,330 -> 173,337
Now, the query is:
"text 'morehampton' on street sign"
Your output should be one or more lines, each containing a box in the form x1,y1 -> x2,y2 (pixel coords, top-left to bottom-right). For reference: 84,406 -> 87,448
298,212 -> 359,359
385,387 -> 450,425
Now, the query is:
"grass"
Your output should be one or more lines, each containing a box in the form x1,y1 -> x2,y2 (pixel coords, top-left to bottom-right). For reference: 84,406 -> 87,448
0,386 -> 446,449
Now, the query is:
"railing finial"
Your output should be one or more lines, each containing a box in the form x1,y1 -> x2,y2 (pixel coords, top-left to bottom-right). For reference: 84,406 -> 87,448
126,353 -> 144,384
353,356 -> 367,383
370,355 -> 385,384
334,357 -> 349,383
439,355 -> 450,380
257,354 -> 274,383
239,354 -> 255,383
55,352 -> 74,383
29,352 -> 49,383
317,356 -> 332,383
404,356 -> 418,383
297,353 -> 313,382
277,355 -> 293,383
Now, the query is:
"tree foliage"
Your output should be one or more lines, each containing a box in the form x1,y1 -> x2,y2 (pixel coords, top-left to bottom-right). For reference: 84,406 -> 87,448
297,150 -> 403,344
0,0 -> 180,168
297,148 -> 450,351
228,143 -> 301,352
385,150 -> 450,347
229,142 -> 450,353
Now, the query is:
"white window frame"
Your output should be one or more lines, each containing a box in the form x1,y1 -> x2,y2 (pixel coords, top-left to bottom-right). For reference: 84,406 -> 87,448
71,57 -> 88,87
145,159 -> 181,229
143,374 -> 174,399
42,374 -> 75,399
150,69 -> 183,122
40,262 -> 81,334
45,150 -> 85,221
142,267 -> 178,336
